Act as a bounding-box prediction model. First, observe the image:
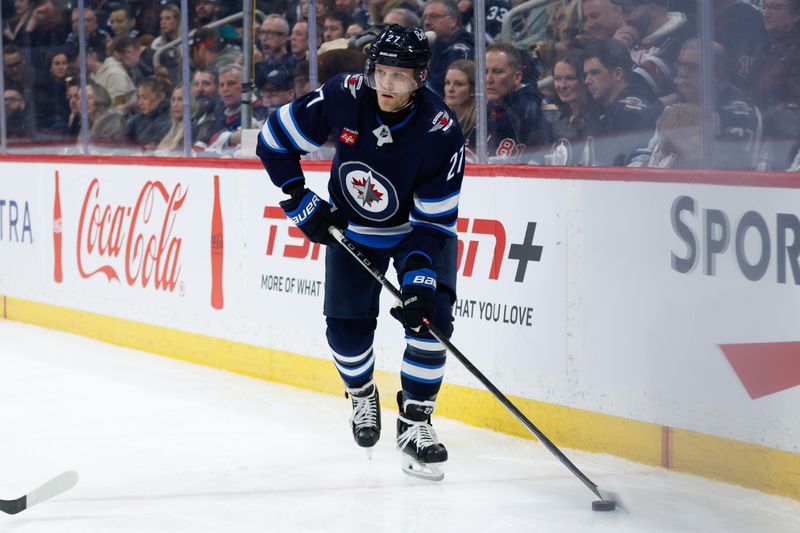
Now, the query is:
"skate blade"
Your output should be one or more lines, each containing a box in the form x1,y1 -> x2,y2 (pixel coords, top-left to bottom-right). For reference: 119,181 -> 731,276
400,455 -> 444,482
365,447 -> 374,461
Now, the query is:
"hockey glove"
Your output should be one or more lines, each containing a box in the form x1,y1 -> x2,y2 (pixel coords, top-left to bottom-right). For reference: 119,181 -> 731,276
392,258 -> 437,331
280,186 -> 347,245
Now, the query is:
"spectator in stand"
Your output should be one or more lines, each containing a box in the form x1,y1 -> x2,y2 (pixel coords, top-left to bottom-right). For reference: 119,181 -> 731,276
714,0 -> 767,92
3,44 -> 38,125
3,44 -> 37,96
190,27 -> 241,73
289,20 -> 313,62
453,0 -> 512,42
300,0 -> 334,21
65,78 -> 82,137
4,87 -> 34,141
611,0 -> 693,99
444,59 -> 476,154
643,103 -> 703,167
257,14 -> 293,69
87,82 -> 126,151
336,0 -> 370,28
631,38 -> 760,169
751,0 -> 800,169
150,4 -> 182,74
191,69 -> 222,146
582,0 -> 625,41
583,38 -> 661,166
156,84 -> 197,155
66,81 -> 122,148
91,0 -> 116,31
541,50 -> 597,164
534,0 -> 588,83
367,0 -> 418,26
347,22 -> 365,37
383,7 -> 420,27
107,4 -> 139,39
65,6 -> 110,54
111,34 -> 153,87
204,64 -> 268,153
124,75 -> 172,151
423,0 -> 474,97
485,42 -> 545,162
323,10 -> 350,42
259,67 -> 295,114
87,43 -> 135,107
3,0 -> 36,47
5,0 -> 70,68
193,0 -> 224,27
192,70 -> 223,149
34,47 -> 73,138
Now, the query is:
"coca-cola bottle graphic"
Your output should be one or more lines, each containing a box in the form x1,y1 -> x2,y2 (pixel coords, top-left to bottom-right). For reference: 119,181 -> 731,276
54,171 -> 63,283
210,175 -> 224,309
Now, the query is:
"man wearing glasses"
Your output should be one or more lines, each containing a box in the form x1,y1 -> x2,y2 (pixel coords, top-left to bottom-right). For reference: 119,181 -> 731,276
422,0 -> 474,97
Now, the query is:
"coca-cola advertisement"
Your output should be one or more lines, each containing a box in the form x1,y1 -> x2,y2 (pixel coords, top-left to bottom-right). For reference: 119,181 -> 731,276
47,165 -> 231,326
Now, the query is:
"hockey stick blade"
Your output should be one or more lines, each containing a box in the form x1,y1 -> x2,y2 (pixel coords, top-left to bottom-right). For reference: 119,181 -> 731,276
0,471 -> 79,515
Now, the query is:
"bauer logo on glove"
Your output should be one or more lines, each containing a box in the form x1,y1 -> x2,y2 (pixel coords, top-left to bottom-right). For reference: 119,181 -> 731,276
288,192 -> 322,225
280,186 -> 348,245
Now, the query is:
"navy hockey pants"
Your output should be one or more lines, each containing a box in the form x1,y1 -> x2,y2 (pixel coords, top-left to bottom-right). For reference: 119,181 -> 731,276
323,237 -> 457,401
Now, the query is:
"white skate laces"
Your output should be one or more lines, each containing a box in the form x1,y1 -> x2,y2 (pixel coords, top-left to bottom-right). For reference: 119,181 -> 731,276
350,386 -> 379,430
345,381 -> 381,454
397,415 -> 439,452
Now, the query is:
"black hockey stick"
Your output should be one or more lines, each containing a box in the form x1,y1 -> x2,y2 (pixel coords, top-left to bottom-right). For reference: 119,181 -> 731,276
0,471 -> 79,515
329,227 -> 623,512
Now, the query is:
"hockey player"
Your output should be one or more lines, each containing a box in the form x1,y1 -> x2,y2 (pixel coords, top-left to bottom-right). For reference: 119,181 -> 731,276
256,25 -> 465,481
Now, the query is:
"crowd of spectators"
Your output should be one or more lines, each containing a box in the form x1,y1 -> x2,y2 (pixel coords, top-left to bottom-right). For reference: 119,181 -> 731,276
1,0 -> 799,169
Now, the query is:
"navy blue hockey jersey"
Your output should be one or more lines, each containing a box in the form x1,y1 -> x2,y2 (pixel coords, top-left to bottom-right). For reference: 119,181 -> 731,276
256,73 -> 465,264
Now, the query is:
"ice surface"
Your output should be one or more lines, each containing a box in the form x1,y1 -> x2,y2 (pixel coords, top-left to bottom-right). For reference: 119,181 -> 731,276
1,320 -> 799,532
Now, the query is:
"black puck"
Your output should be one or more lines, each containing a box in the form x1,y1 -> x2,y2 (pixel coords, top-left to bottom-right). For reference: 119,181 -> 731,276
592,499 -> 616,512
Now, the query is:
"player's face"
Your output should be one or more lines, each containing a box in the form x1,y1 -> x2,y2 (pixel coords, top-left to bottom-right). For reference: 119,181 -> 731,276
553,61 -> 584,106
583,57 -> 614,105
444,68 -> 471,109
373,64 -> 419,112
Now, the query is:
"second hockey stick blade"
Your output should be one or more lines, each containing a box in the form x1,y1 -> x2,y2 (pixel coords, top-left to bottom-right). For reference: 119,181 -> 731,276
0,470 -> 79,515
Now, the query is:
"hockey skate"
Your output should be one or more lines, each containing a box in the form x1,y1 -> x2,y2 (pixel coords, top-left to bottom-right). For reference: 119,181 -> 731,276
396,392 -> 448,481
345,381 -> 381,459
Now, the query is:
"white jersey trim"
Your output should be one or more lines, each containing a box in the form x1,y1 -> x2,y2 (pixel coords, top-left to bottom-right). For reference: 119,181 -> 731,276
278,103 -> 321,153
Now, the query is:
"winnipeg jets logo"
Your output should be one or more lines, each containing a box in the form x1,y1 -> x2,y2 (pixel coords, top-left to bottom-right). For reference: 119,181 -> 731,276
351,171 -> 384,207
338,161 -> 399,221
343,74 -> 363,99
429,111 -> 454,133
